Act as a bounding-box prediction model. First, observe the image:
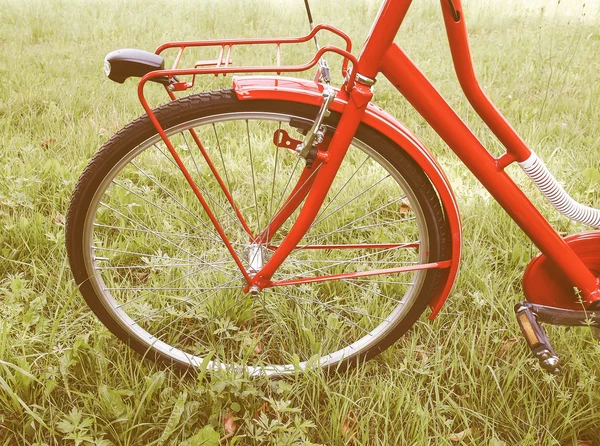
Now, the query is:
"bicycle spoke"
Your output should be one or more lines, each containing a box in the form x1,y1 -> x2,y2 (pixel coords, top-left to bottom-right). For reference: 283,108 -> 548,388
308,218 -> 417,239
312,154 -> 370,223
310,174 -> 392,229
152,143 -> 179,169
346,278 -> 414,286
151,140 -> 250,243
279,256 -> 411,306
277,243 -> 418,280
255,290 -> 291,344
261,163 -> 323,238
98,201 -> 216,265
152,286 -> 245,351
92,223 -> 239,246
108,286 -> 239,292
92,245 -> 221,263
302,197 -> 407,243
272,156 -> 302,219
270,288 -> 389,324
181,132 -> 249,235
269,289 -> 367,347
110,179 -> 224,243
138,277 -> 240,327
285,258 -> 417,265
265,121 -> 282,250
341,279 -> 404,305
246,120 -> 261,231
130,161 -> 209,232
213,123 -> 233,194
115,264 -> 217,308
96,262 -> 235,270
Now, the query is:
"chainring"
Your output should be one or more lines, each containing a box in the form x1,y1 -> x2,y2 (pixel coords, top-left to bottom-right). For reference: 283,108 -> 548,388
523,231 -> 600,310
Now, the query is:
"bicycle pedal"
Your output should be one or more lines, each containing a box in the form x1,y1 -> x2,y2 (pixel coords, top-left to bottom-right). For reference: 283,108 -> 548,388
514,303 -> 561,374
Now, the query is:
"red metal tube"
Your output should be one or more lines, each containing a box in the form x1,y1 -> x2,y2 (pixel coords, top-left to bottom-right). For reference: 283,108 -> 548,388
137,78 -> 251,282
255,159 -> 323,245
440,0 -> 532,163
142,44 -> 358,91
357,0 -> 414,79
270,260 -> 451,287
165,89 -> 255,239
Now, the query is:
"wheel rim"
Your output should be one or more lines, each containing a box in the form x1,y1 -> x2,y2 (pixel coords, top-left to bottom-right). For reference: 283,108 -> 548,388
82,111 -> 432,376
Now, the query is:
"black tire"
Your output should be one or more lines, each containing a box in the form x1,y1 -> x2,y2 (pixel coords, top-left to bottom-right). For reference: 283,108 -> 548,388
66,89 -> 449,375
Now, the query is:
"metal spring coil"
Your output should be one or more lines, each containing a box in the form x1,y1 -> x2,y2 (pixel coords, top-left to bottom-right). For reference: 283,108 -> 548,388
519,153 -> 600,228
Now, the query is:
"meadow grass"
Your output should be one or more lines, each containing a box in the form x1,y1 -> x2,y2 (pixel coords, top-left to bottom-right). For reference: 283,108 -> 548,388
1,0 -> 600,444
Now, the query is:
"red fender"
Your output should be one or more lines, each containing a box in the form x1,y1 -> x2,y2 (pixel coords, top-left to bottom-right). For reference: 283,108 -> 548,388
233,76 -> 461,318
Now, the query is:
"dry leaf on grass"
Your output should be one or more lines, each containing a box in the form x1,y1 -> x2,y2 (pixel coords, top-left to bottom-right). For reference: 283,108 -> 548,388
41,138 -> 56,150
498,338 -> 519,358
256,401 -> 280,419
448,428 -> 472,442
341,409 -> 359,444
415,348 -> 429,362
399,197 -> 412,214
223,411 -> 237,436
52,214 -> 65,225
256,402 -> 269,415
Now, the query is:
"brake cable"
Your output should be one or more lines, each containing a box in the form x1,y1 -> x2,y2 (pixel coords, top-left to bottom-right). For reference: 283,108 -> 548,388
303,0 -> 331,83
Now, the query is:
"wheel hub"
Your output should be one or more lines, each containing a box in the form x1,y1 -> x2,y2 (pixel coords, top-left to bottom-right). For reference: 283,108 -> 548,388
246,243 -> 265,295
247,243 -> 264,275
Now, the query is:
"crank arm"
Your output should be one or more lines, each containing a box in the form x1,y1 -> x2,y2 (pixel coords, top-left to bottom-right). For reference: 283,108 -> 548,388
517,301 -> 600,327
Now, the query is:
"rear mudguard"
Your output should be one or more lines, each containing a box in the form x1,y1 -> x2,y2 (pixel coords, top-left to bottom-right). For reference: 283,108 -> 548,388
232,76 -> 461,318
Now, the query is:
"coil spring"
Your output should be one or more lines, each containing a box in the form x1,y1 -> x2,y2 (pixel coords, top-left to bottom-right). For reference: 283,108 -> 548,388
519,154 -> 600,228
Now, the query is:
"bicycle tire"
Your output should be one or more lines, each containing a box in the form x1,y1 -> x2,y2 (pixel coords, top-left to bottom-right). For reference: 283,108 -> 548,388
66,89 -> 449,376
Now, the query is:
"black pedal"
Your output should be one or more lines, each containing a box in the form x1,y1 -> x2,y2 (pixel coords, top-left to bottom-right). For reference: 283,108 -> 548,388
514,303 -> 560,374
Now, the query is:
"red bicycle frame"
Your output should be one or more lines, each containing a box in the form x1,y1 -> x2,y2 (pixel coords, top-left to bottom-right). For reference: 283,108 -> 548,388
373,0 -> 600,303
136,0 -> 600,312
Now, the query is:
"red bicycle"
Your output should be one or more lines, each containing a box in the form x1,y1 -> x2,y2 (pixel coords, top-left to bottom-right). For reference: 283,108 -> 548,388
66,0 -> 600,376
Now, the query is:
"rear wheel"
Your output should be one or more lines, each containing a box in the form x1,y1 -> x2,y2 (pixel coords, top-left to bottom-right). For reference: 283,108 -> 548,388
66,90 -> 449,375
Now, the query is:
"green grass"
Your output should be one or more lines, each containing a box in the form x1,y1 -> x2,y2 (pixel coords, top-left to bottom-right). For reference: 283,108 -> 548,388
1,0 -> 600,444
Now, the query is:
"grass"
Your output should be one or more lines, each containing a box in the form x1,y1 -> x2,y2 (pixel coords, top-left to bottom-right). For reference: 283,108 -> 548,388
1,0 -> 600,444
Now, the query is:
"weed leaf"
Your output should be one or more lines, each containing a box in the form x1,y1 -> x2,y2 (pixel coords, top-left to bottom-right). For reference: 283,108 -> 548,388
179,425 -> 221,446
158,390 -> 187,444
99,384 -> 127,419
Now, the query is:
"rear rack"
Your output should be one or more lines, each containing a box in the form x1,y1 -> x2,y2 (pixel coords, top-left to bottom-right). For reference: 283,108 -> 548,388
137,24 -> 357,177
141,24 -> 357,95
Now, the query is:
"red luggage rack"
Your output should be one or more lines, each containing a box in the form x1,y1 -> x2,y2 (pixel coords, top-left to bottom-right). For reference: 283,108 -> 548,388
137,24 -> 358,169
137,24 -> 358,106
133,24 -> 359,283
